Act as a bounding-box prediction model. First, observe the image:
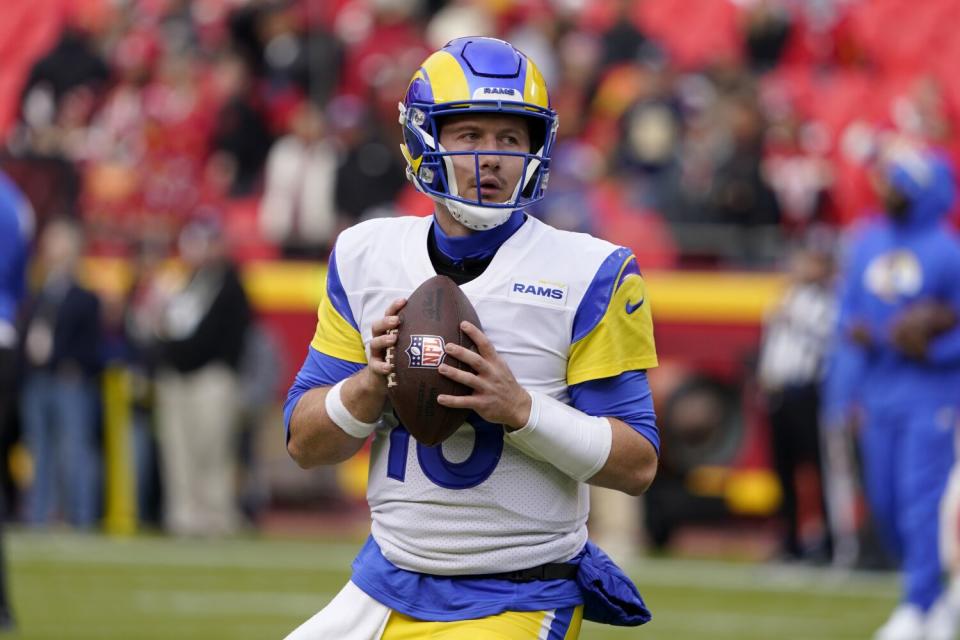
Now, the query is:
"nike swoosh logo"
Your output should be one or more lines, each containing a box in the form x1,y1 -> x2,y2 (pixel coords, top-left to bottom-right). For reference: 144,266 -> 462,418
625,298 -> 645,314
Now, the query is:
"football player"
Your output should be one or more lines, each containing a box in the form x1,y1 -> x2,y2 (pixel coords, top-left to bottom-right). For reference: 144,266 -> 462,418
0,169 -> 28,631
832,144 -> 960,640
283,37 -> 659,639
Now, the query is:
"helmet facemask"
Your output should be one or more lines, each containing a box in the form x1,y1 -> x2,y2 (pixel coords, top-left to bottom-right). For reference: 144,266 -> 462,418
400,101 -> 556,230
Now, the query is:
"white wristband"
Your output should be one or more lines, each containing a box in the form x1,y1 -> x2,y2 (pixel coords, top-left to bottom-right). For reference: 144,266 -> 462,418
505,391 -> 612,482
325,379 -> 380,439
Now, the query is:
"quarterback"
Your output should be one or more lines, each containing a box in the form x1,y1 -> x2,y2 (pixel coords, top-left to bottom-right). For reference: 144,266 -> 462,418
283,37 -> 659,639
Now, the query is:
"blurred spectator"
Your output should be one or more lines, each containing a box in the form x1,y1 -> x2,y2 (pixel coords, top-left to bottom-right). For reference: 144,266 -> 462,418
833,145 -> 960,640
154,216 -> 251,537
504,8 -> 560,90
756,230 -> 836,563
426,0 -> 495,50
236,322 -> 284,525
331,97 -> 406,224
763,114 -> 834,231
551,29 -> 601,142
710,90 -> 781,227
743,0 -> 793,73
0,170 -> 31,630
599,0 -> 657,69
122,236 -> 175,527
20,217 -> 103,529
81,28 -> 159,249
158,0 -> 200,56
131,51 -> 215,237
259,100 -> 338,258
336,0 -> 427,103
615,98 -> 689,221
229,1 -> 342,105
19,26 -> 109,139
210,54 -> 273,197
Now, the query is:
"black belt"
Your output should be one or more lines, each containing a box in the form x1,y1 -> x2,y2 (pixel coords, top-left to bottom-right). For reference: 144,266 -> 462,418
471,562 -> 579,583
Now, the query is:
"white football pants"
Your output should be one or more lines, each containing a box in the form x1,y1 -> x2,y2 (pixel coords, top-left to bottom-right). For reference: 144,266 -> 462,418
284,581 -> 390,640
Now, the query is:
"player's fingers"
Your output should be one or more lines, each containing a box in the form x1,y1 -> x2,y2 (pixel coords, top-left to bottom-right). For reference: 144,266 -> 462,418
372,315 -> 401,337
438,363 -> 481,389
369,331 -> 398,354
444,343 -> 486,372
385,297 -> 407,317
373,359 -> 393,375
436,393 -> 476,409
460,321 -> 495,358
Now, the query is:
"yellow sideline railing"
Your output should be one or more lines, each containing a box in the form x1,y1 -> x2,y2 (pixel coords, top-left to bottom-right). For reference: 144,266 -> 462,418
81,258 -> 786,323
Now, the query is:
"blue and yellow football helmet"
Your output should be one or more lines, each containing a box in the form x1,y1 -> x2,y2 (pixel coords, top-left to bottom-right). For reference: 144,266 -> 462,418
399,37 -> 558,230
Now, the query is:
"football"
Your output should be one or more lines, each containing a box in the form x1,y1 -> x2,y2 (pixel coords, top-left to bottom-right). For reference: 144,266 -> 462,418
386,275 -> 481,446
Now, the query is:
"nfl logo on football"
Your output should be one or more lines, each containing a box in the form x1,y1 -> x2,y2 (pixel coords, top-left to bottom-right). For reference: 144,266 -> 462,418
406,335 -> 446,368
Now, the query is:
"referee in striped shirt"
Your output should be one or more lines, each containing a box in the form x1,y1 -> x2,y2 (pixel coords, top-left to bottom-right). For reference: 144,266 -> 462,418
757,235 -> 836,562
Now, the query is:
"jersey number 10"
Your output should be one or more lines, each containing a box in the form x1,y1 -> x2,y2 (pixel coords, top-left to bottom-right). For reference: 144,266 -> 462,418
386,416 -> 504,489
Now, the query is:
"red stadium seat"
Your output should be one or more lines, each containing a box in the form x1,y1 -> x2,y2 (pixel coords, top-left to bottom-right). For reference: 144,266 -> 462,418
635,0 -> 743,70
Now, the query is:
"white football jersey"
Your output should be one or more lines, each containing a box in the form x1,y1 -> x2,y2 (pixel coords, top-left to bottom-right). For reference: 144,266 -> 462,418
311,215 -> 657,575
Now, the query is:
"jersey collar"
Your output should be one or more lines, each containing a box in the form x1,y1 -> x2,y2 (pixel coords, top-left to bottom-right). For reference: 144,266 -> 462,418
431,210 -> 527,265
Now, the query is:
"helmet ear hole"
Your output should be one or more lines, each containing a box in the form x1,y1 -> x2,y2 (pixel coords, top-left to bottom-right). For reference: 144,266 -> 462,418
528,119 -> 546,155
520,171 -> 539,199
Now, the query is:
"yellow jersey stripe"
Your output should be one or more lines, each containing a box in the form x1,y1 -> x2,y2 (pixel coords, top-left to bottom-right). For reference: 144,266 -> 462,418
310,293 -> 366,364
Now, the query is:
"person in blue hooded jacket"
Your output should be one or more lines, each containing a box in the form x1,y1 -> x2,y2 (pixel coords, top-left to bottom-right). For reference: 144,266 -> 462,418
833,146 -> 960,640
0,168 -> 31,630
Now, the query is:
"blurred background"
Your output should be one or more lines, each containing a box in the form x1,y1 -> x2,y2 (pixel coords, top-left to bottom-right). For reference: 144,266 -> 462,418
2,0 -> 960,637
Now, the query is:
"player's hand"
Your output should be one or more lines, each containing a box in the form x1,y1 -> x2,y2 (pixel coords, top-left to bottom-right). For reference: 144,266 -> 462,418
361,298 -> 406,394
436,321 -> 532,430
891,321 -> 929,359
849,322 -> 873,348
891,300 -> 957,360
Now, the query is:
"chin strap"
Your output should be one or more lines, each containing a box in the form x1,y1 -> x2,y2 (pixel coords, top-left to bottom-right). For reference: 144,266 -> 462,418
442,198 -> 514,231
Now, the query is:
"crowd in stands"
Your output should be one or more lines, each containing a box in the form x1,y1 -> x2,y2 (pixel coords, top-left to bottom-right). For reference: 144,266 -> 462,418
3,0 -> 960,271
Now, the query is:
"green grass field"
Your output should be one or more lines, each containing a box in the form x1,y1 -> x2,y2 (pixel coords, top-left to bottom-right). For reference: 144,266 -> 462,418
5,531 -> 898,639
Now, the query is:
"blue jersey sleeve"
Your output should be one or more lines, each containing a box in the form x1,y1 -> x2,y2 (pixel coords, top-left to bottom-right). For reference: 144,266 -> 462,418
283,346 -> 365,442
0,174 -> 30,325
569,370 -> 659,455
